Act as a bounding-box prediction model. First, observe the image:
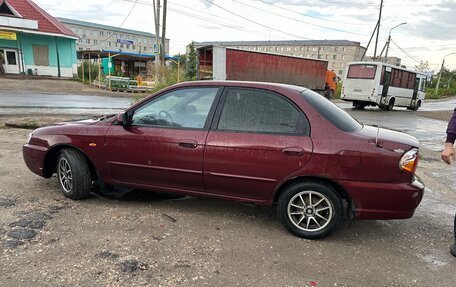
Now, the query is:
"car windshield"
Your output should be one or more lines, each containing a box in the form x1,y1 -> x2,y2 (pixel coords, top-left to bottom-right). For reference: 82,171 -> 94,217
300,89 -> 362,132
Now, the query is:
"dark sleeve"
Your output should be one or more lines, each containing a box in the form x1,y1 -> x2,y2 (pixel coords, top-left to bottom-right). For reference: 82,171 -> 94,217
446,108 -> 456,143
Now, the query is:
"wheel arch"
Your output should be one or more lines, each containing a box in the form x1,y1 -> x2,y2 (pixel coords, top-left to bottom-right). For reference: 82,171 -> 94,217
273,176 -> 351,205
43,144 -> 98,181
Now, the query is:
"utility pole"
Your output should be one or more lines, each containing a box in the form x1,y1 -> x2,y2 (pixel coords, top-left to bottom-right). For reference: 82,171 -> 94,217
153,0 -> 161,83
373,0 -> 383,60
361,21 -> 379,61
384,22 -> 407,63
161,0 -> 167,66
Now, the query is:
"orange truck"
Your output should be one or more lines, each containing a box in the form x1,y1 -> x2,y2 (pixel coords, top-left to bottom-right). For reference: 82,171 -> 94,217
325,69 -> 338,99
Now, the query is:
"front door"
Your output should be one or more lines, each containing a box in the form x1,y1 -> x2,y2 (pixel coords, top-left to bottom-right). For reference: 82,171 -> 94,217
1,49 -> 19,74
104,86 -> 220,193
381,66 -> 391,98
204,87 -> 313,201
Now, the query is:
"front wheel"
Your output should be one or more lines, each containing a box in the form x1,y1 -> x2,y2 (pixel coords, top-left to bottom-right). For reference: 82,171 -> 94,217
278,182 -> 342,239
57,149 -> 91,200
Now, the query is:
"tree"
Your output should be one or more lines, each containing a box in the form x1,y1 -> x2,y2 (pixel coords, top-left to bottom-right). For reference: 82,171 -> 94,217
415,60 -> 430,73
185,41 -> 197,80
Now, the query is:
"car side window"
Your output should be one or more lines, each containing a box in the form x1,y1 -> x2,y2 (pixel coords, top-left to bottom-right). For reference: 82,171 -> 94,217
131,87 -> 219,129
217,88 -> 309,135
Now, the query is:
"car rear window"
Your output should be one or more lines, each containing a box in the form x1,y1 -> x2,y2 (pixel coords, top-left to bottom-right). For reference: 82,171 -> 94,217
347,64 -> 377,79
301,89 -> 362,132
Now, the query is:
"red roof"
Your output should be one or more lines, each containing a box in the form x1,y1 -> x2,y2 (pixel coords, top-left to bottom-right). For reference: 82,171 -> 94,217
4,0 -> 77,38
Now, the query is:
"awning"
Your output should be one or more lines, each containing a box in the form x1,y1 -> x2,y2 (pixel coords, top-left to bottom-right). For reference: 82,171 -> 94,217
77,49 -> 180,61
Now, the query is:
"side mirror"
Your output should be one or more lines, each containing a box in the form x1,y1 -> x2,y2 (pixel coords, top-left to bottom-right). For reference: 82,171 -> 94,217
117,112 -> 130,127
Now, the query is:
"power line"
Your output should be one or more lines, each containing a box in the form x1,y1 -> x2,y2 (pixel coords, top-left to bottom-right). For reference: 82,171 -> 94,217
90,0 -> 139,48
390,39 -> 423,64
116,0 -> 277,39
256,0 -> 375,26
231,0 -> 369,36
202,0 -> 311,40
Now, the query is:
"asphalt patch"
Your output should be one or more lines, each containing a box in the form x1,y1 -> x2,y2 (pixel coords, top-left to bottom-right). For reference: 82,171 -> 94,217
0,198 -> 16,208
95,250 -> 120,260
8,228 -> 37,240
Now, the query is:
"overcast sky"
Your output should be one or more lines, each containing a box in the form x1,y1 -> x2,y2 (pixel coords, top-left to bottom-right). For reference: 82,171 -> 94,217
34,0 -> 456,71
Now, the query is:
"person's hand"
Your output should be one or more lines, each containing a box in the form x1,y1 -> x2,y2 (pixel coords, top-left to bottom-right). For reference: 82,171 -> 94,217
441,143 -> 456,165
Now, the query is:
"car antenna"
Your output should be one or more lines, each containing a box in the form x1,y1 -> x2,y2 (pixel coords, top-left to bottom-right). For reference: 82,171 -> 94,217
375,121 -> 381,147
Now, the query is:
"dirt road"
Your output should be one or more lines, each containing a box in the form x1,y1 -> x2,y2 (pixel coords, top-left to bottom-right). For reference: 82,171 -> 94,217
0,127 -> 455,287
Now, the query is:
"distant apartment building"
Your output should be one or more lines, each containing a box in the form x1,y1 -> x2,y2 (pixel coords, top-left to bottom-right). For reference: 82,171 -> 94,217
364,56 -> 402,67
194,40 -> 367,76
57,17 -> 169,56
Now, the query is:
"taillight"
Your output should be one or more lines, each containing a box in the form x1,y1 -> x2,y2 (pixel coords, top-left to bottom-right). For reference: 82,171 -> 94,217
399,148 -> 419,173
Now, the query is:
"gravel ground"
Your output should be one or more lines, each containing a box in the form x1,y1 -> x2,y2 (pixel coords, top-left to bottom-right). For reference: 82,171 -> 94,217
0,127 -> 455,287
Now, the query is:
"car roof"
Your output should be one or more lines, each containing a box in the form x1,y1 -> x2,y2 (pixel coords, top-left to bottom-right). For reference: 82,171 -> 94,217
169,80 -> 306,93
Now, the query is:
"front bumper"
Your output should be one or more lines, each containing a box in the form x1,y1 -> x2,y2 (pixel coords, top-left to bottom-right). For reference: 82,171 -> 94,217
339,175 -> 425,220
23,144 -> 48,177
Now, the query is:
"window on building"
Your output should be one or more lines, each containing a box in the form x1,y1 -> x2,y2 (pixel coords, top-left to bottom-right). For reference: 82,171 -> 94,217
86,39 -> 90,44
339,70 -> 343,75
343,47 -> 347,52
126,35 -> 130,40
320,47 -> 325,51
341,55 -> 345,59
108,42 -> 111,47
332,55 -> 336,59
127,44 -> 130,49
100,31 -> 104,37
93,40 -> 97,45
32,45 -> 49,66
325,55 -> 328,59
332,63 -> 336,67
341,63 -> 345,67
132,45 -> 136,50
312,47 -> 317,51
92,30 -> 97,36
334,47 -> 338,51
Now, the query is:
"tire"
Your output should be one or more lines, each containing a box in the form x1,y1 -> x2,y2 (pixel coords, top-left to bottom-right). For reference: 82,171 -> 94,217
57,149 -> 91,200
277,182 -> 342,239
382,98 -> 394,111
408,100 -> 421,111
353,102 -> 366,110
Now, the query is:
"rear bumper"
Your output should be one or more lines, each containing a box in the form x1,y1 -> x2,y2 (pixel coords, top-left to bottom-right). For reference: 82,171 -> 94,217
23,144 -> 48,177
339,176 -> 425,220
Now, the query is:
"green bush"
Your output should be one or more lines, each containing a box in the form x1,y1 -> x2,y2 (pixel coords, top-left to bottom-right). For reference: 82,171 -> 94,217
426,87 -> 456,99
77,60 -> 99,83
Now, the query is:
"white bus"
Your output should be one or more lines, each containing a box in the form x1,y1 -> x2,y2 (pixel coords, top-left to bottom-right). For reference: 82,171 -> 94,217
341,61 -> 427,110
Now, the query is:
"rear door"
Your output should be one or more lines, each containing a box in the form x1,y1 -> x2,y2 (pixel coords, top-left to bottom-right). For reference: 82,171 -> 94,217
104,87 -> 220,193
203,87 -> 313,201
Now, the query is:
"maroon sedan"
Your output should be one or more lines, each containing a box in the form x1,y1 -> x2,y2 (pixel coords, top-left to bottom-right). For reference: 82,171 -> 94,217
23,81 -> 424,239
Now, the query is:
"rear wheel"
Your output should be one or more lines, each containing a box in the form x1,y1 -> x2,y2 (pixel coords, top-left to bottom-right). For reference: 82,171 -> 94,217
408,100 -> 421,111
353,102 -> 366,110
57,149 -> 91,200
278,182 -> 342,239
380,98 -> 395,111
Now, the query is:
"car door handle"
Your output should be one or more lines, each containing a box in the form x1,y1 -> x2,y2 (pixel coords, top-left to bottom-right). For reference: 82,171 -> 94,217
282,147 -> 304,156
178,140 -> 198,149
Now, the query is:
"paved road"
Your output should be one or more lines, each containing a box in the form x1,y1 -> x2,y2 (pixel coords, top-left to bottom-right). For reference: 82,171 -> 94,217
0,93 -> 130,115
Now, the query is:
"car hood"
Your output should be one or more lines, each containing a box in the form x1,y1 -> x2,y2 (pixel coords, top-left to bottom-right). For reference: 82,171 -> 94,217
54,114 -> 116,126
357,125 -> 419,152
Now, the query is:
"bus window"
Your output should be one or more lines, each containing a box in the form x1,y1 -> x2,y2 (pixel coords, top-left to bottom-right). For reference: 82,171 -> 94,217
347,64 -> 377,79
408,73 -> 416,89
401,72 -> 410,88
392,69 -> 402,87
